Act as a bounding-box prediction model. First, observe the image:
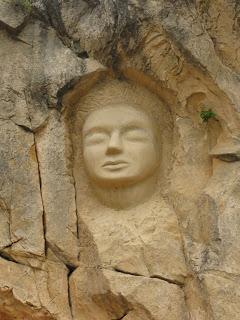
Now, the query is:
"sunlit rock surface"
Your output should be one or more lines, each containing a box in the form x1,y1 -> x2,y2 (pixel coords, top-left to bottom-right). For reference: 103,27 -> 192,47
0,1 -> 240,319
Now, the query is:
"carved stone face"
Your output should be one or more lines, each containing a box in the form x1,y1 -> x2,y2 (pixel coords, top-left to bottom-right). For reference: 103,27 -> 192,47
82,105 -> 159,188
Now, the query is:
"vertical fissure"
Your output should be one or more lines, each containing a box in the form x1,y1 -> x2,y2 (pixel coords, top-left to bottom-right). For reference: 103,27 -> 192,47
0,195 -> 12,249
64,111 -> 80,257
33,133 -> 48,257
72,171 -> 80,242
67,268 -> 75,320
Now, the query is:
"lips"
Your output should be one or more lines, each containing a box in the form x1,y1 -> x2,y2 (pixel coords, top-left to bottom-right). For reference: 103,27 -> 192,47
102,160 -> 128,169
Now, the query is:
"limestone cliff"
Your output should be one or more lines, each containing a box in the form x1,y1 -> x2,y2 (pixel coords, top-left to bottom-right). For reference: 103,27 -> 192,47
0,0 -> 240,319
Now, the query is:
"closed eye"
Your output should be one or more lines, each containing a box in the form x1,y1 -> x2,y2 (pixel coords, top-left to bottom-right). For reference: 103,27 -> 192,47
84,132 -> 109,145
123,128 -> 149,141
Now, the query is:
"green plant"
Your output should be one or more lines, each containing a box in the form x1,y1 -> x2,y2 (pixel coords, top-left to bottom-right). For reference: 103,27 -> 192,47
13,0 -> 33,13
200,108 -> 216,122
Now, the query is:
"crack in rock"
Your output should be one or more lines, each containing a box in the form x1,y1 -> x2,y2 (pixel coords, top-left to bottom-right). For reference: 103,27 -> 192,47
111,267 -> 185,287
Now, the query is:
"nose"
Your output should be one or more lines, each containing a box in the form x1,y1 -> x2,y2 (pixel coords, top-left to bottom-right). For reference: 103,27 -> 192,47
106,130 -> 123,155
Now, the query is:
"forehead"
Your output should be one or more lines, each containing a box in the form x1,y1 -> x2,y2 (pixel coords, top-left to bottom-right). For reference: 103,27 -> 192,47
82,105 -> 153,132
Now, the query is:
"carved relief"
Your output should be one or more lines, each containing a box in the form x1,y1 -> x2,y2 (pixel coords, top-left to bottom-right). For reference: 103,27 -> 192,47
68,78 -> 188,319
82,104 -> 159,208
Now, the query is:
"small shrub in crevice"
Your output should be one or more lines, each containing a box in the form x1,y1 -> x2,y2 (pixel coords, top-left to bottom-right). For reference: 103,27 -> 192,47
200,108 -> 217,122
11,0 -> 33,13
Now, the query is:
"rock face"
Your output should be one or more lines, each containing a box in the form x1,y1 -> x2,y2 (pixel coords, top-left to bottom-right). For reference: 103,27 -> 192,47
0,0 -> 240,319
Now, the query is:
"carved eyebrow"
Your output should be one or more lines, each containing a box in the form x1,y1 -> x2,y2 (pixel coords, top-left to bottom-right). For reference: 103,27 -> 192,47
122,125 -> 148,133
83,127 -> 110,138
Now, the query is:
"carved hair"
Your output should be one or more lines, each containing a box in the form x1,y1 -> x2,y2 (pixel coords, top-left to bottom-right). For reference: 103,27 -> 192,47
75,78 -> 165,146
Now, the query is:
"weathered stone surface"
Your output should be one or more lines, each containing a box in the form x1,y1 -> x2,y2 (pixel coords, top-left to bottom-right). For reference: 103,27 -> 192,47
0,19 -> 87,131
0,257 -> 53,319
198,160 -> 240,275
210,138 -> 240,162
70,266 -> 188,320
202,271 -> 240,320
0,119 -> 45,258
1,0 -> 240,318
76,195 -> 187,284
35,110 -> 79,266
0,257 -> 40,307
0,253 -> 72,319
34,249 -> 72,320
199,0 -> 240,75
0,27 -> 48,131
0,0 -> 28,32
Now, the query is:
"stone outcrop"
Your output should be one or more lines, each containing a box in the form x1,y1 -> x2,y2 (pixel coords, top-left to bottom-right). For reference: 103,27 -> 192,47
0,0 -> 240,319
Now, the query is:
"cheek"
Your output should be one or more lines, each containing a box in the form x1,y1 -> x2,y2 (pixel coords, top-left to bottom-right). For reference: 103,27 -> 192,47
127,143 -> 158,165
83,145 -> 106,167
135,148 -> 158,176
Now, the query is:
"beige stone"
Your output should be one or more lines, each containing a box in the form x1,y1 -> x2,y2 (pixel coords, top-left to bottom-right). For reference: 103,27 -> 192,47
198,160 -> 240,275
0,120 -> 45,258
0,28 -> 48,131
0,257 -> 53,319
70,266 -> 188,320
82,104 -> 160,208
210,138 -> 240,162
0,257 -> 40,307
1,0 -> 240,318
0,255 -> 72,319
0,0 -> 28,32
34,249 -> 72,320
35,110 -> 79,267
67,79 -> 188,318
76,195 -> 187,283
202,271 -> 240,320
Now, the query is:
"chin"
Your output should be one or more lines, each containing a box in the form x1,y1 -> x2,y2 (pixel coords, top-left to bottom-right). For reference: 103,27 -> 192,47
92,175 -> 141,188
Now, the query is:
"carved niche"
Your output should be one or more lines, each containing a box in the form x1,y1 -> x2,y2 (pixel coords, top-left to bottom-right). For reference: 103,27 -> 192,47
66,76 -> 188,319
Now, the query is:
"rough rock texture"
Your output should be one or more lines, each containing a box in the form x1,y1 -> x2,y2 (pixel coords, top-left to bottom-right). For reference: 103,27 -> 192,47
0,0 -> 240,319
